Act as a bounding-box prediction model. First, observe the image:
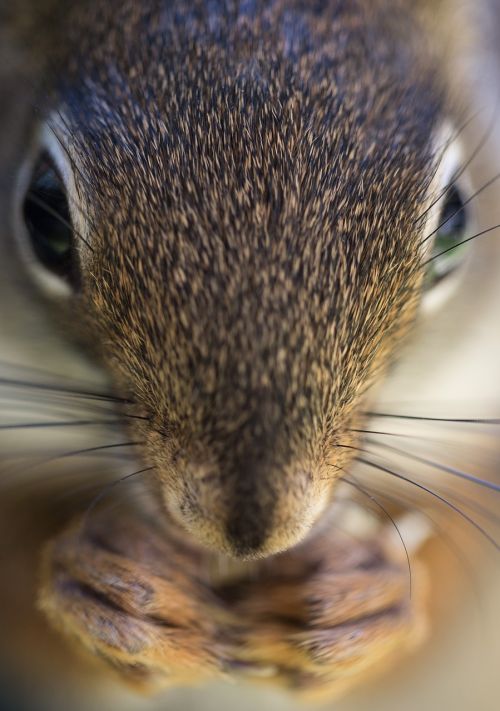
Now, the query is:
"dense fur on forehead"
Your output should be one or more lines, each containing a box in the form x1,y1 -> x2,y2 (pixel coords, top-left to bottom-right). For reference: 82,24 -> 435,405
53,0 -> 442,550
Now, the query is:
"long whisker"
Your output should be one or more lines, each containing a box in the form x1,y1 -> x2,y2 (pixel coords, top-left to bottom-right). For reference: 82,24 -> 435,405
35,121 -> 101,237
348,462 -> 500,526
0,358 -> 111,390
424,222 -> 500,265
47,117 -> 101,220
366,439 -> 500,493
365,412 -> 500,425
50,113 -> 96,194
0,391 -> 146,421
335,440 -> 500,512
346,477 -> 486,612
52,441 -> 141,462
25,192 -> 94,253
341,475 -> 412,597
0,397 -> 93,419
332,444 -> 500,527
0,376 -> 129,403
0,441 -> 143,484
357,457 -> 500,552
80,466 -> 155,536
421,171 -> 500,246
0,419 -> 125,430
350,427 -> 443,440
414,101 -> 497,225
0,401 -> 148,426
53,473 -> 146,507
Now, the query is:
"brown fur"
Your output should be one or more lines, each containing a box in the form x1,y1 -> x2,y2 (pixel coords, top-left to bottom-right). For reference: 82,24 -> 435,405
51,0 -> 442,557
2,0 -> 458,700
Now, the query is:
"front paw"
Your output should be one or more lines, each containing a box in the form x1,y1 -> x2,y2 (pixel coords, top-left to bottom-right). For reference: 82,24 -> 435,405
223,532 -> 428,699
39,511 -> 429,699
38,513 -> 229,691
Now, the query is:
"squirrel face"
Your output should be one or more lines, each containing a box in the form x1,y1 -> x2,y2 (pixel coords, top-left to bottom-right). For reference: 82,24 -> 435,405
16,0 -> 451,558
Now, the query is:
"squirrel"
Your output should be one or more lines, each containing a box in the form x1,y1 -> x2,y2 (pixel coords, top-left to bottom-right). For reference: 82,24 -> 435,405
1,0 -> 499,706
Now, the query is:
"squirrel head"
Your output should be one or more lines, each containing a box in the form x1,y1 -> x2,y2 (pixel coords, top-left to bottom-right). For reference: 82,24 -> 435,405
19,0 -> 446,558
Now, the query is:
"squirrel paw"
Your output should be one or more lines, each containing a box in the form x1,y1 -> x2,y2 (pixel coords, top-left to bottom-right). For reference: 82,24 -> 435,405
222,531 -> 429,700
38,513 -> 230,691
39,511 -> 429,698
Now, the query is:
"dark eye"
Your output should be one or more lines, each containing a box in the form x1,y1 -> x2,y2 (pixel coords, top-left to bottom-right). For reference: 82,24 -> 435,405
425,183 -> 470,288
22,151 -> 79,288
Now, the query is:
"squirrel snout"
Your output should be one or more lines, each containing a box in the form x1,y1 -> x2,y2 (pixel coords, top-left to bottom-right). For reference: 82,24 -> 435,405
162,460 -> 331,559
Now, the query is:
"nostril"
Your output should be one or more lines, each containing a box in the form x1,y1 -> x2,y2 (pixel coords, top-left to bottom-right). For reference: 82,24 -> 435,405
225,509 -> 268,557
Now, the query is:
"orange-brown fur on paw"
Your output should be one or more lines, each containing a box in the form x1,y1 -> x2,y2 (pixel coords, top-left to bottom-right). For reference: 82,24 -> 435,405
39,507 -> 429,700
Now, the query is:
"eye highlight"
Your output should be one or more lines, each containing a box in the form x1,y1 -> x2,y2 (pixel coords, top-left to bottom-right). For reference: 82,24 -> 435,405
424,182 -> 470,289
22,150 -> 80,289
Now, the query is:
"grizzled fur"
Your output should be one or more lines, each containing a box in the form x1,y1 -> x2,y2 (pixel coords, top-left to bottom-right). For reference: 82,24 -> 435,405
50,0 -> 443,557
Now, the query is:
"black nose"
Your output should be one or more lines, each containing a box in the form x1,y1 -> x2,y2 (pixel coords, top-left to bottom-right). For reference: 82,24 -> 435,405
225,499 -> 272,557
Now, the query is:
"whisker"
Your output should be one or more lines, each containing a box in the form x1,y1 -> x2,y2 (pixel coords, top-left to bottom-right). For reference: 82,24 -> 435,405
37,120 -> 101,236
0,441 -> 142,484
421,171 -> 500,246
0,393 -> 145,422
0,397 -> 92,420
330,442 -> 500,549
414,101 -> 497,225
46,115 -> 106,236
0,376 -> 129,403
25,192 -> 94,253
54,441 -> 142,462
357,457 -> 500,552
350,427 -> 440,440
341,475 -> 412,598
0,378 -> 150,421
337,442 -> 500,520
346,477 -> 486,614
0,453 -> 140,497
333,449 -> 500,528
365,412 -> 500,425
51,469 -> 147,506
411,480 -> 499,528
0,358 -> 111,391
49,113 -> 97,196
80,466 -> 155,536
0,419 -> 125,430
423,222 -> 500,265
366,440 -> 500,493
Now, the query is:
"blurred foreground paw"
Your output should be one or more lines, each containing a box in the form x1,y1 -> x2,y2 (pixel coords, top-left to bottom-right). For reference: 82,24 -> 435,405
39,512 -> 231,691
39,509 -> 429,699
224,526 -> 429,701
